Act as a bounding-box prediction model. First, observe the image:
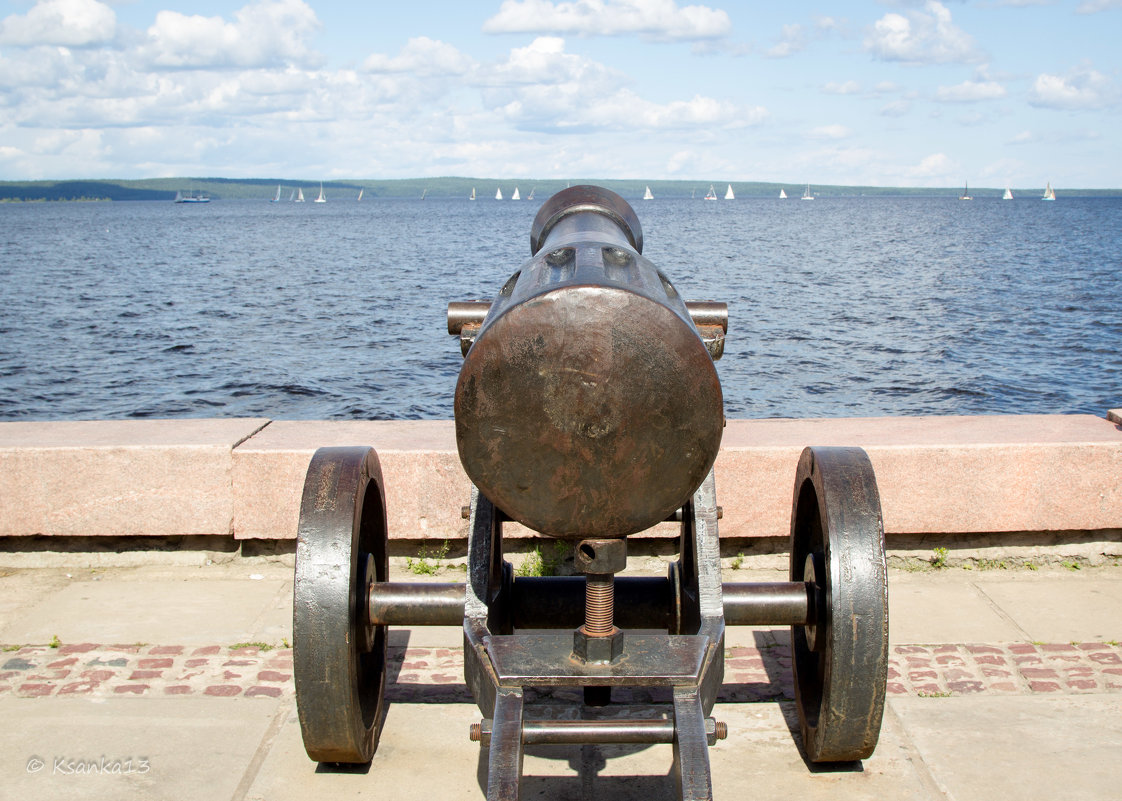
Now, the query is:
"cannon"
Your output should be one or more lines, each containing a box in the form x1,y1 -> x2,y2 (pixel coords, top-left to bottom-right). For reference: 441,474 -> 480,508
292,186 -> 889,800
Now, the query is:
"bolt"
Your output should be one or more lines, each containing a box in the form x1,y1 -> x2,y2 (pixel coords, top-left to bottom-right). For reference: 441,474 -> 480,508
469,722 -> 482,742
583,575 -> 615,636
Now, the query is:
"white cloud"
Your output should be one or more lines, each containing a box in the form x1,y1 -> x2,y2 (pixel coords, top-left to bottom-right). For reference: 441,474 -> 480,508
480,36 -> 615,87
1029,63 -> 1115,109
142,0 -> 321,70
823,80 -> 861,95
880,99 -> 912,117
765,23 -> 805,58
1076,0 -> 1122,12
0,0 -> 116,47
906,152 -> 957,179
809,124 -> 851,139
472,38 -> 764,134
935,79 -> 1007,102
865,1 -> 983,64
363,37 -> 475,77
482,0 -> 731,41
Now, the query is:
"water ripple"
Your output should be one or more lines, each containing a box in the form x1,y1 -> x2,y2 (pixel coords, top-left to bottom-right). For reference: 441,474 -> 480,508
1,196 -> 1119,421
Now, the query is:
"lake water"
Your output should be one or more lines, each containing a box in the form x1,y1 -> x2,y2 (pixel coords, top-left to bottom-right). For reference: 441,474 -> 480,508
1,194 -> 1119,421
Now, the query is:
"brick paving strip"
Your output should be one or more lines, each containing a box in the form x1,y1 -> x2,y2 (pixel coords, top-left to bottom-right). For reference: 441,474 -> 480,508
1,642 -> 1119,701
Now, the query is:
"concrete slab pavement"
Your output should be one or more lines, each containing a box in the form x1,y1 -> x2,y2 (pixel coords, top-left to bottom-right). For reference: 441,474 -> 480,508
2,563 -> 1122,800
888,695 -> 1122,801
3,696 -> 285,801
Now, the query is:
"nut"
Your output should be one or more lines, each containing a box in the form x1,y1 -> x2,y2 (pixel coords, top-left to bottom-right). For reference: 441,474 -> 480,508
573,626 -> 625,664
575,539 -> 627,575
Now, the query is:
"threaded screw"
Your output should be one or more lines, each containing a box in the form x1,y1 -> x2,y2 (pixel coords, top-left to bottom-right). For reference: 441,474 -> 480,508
469,722 -> 482,742
584,574 -> 615,635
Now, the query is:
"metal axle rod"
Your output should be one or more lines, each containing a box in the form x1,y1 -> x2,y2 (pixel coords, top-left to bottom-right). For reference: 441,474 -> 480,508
471,717 -> 728,747
368,579 -> 814,628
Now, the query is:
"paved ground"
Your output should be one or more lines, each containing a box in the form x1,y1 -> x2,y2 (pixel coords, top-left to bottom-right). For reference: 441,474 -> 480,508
1,562 -> 1121,800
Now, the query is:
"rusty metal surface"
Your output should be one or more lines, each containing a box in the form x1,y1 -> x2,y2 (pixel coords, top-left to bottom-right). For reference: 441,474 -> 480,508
511,575 -> 671,630
788,445 -> 889,763
292,446 -> 388,764
672,687 -> 715,801
529,184 -> 644,255
367,582 -> 465,627
454,186 -> 723,539
722,582 -> 812,626
487,632 -> 710,685
486,688 -> 525,801
475,718 -> 726,747
449,299 -> 727,359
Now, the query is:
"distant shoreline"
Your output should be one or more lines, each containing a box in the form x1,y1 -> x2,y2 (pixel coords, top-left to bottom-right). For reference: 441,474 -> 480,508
2,177 -> 1120,202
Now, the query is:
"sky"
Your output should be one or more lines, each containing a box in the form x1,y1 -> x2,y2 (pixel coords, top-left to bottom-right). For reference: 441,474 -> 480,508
0,0 -> 1119,187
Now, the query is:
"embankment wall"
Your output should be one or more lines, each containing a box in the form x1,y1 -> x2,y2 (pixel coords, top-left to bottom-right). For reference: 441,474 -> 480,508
2,412 -> 1120,563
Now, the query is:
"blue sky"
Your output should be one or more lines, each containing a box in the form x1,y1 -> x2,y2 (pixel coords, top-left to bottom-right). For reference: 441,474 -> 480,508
1,0 -> 1119,187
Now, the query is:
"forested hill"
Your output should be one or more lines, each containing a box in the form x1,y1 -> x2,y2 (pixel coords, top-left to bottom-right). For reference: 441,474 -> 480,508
1,176 -> 1117,202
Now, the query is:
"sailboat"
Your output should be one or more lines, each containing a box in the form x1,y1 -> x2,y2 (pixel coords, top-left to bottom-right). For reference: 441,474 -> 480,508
512,187 -> 521,200
779,189 -> 787,199
289,189 -> 295,202
1003,187 -> 1013,200
271,185 -> 282,203
421,188 -> 428,200
314,183 -> 326,203
724,184 -> 735,200
959,180 -> 972,200
357,188 -> 363,201
801,184 -> 814,200
527,188 -> 535,200
470,187 -> 476,201
295,188 -> 305,203
704,184 -> 717,200
495,188 -> 503,200
1042,181 -> 1056,201
643,186 -> 654,200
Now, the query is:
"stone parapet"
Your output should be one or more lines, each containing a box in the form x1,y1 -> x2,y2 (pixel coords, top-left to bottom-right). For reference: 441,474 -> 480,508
231,420 -> 466,541
0,419 -> 268,538
2,414 -> 1120,542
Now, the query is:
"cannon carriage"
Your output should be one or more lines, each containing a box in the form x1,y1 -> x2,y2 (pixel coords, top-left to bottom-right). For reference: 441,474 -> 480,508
292,186 -> 889,800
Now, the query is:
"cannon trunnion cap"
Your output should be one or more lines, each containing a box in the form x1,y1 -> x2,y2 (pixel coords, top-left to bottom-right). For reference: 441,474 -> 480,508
455,186 -> 723,539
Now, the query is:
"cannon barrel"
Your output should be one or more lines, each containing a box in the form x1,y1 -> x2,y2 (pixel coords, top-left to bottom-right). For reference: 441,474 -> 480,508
453,186 -> 724,539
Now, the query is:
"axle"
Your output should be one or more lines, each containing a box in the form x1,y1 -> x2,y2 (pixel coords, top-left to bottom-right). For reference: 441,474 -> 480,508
368,579 -> 816,628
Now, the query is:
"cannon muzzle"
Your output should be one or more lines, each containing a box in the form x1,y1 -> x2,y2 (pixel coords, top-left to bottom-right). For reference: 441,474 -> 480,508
453,185 -> 724,538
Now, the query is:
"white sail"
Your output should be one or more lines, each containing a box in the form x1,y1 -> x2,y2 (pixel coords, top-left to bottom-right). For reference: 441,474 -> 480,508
724,184 -> 734,200
357,188 -> 363,201
296,188 -> 304,202
643,186 -> 653,200
512,187 -> 520,200
527,188 -> 535,200
470,187 -> 476,200
314,183 -> 326,203
704,184 -> 717,200
801,184 -> 814,200
779,189 -> 787,199
960,180 -> 972,200
272,185 -> 282,202
495,188 -> 503,200
1042,181 -> 1056,200
1003,187 -> 1013,200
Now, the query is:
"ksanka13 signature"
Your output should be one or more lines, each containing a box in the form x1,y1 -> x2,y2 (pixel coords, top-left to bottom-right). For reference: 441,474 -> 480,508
26,755 -> 151,776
